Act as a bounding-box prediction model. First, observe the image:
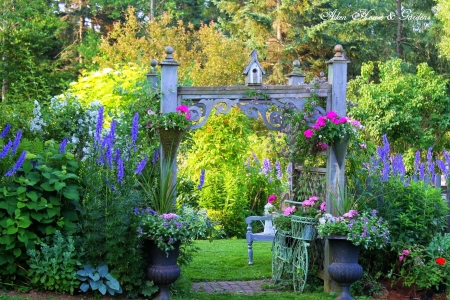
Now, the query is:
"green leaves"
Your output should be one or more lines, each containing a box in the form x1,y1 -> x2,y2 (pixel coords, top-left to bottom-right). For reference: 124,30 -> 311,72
77,264 -> 122,296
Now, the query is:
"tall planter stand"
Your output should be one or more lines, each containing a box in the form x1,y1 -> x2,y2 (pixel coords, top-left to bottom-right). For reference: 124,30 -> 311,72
146,240 -> 181,300
327,235 -> 363,300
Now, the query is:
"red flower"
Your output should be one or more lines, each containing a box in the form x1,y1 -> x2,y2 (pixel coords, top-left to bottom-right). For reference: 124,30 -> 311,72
436,257 -> 446,265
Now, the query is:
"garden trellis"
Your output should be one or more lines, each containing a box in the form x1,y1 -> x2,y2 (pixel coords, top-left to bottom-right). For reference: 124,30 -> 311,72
148,45 -> 349,292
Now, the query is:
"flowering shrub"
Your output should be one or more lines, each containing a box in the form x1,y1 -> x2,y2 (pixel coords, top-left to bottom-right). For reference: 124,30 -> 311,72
394,233 -> 450,291
303,110 -> 362,151
317,210 -> 390,250
136,206 -> 213,254
146,105 -> 192,130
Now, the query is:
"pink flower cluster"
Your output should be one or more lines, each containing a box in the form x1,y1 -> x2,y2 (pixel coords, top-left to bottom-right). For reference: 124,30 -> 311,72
302,196 -> 319,207
176,105 -> 191,120
399,249 -> 410,262
303,111 -> 349,141
160,213 -> 178,220
343,209 -> 360,219
268,194 -> 278,204
284,207 -> 296,216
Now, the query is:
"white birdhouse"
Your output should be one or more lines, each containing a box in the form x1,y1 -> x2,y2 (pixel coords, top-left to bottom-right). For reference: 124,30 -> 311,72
243,50 -> 266,86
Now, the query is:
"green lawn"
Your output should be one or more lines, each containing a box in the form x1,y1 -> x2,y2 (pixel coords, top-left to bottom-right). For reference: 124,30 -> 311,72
184,239 -> 273,281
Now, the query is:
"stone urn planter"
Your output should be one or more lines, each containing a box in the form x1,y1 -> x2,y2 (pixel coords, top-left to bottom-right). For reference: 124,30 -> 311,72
327,235 -> 363,300
146,239 -> 181,300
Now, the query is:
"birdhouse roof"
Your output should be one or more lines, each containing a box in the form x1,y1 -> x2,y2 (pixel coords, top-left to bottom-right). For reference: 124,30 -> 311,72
242,50 -> 266,75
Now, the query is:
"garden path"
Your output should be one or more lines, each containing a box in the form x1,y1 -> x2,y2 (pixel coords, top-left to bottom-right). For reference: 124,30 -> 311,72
191,280 -> 270,295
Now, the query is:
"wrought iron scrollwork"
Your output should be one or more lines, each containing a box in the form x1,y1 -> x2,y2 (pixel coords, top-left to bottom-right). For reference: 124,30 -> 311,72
188,97 -> 326,131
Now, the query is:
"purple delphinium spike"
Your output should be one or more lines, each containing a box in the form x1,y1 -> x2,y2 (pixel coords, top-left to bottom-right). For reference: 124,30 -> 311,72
0,140 -> 12,160
135,156 -> 148,175
437,159 -> 449,179
244,157 -> 251,168
392,154 -> 406,177
59,139 -> 68,153
151,149 -> 159,164
261,158 -> 271,175
426,147 -> 435,182
414,150 -> 421,175
419,163 -> 425,181
198,169 -> 205,189
117,156 -> 124,184
11,130 -> 22,155
381,160 -> 390,182
5,150 -> 27,176
131,112 -> 139,147
95,106 -> 104,143
275,161 -> 282,179
0,124 -> 11,139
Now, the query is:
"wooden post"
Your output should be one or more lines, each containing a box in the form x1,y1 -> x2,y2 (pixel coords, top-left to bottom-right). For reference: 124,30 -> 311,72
324,44 -> 350,293
159,46 -> 180,198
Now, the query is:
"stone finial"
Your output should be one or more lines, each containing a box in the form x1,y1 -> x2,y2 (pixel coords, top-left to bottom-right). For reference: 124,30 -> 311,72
334,44 -> 343,57
292,60 -> 301,74
159,46 -> 180,66
326,44 -> 349,64
150,59 -> 158,73
286,59 -> 305,85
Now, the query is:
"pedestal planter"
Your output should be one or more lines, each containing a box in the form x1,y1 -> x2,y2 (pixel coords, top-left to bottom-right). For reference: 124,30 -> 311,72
146,240 -> 181,300
332,135 -> 350,166
327,235 -> 363,300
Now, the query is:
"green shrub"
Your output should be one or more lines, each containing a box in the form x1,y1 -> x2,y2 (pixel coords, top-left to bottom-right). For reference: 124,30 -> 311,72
27,231 -> 81,294
0,138 -> 81,284
377,178 -> 447,248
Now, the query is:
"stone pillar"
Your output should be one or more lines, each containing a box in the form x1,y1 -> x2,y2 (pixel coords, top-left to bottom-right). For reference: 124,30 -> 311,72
324,44 -> 350,293
158,46 -> 180,202
146,59 -> 159,90
286,60 -> 306,85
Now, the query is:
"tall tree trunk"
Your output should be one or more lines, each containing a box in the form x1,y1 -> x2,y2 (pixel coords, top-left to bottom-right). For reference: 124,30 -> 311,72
396,0 -> 403,56
150,0 -> 154,21
276,0 -> 282,43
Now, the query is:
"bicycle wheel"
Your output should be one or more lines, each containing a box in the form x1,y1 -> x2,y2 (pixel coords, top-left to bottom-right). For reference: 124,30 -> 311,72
292,240 -> 309,293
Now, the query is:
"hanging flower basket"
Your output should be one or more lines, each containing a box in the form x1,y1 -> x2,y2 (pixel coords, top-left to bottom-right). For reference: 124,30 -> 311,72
158,128 -> 184,161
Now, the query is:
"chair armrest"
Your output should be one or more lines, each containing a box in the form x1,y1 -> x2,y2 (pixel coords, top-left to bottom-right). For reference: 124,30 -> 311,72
245,216 -> 272,235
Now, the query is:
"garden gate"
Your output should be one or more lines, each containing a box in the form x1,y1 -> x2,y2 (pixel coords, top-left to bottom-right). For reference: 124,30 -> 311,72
148,45 -> 349,292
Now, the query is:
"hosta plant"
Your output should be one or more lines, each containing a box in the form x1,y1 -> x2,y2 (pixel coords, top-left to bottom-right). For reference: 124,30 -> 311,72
77,264 -> 122,296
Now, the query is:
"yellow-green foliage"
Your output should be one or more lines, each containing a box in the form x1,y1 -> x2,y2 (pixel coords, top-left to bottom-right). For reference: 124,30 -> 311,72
94,7 -> 248,86
68,65 -> 148,112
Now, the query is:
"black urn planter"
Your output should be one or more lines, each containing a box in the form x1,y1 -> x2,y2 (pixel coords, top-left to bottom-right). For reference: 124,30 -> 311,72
327,235 -> 363,300
146,240 -> 181,300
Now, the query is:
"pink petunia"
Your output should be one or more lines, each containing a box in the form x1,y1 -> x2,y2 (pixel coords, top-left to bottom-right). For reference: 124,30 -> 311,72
320,202 -> 326,211
268,194 -> 278,204
399,255 -> 404,262
185,112 -> 191,120
325,111 -> 338,120
351,120 -> 361,127
402,250 -> 410,256
309,196 -> 318,202
304,129 -> 314,138
176,105 -> 189,113
315,116 -> 326,127
284,207 -> 296,216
